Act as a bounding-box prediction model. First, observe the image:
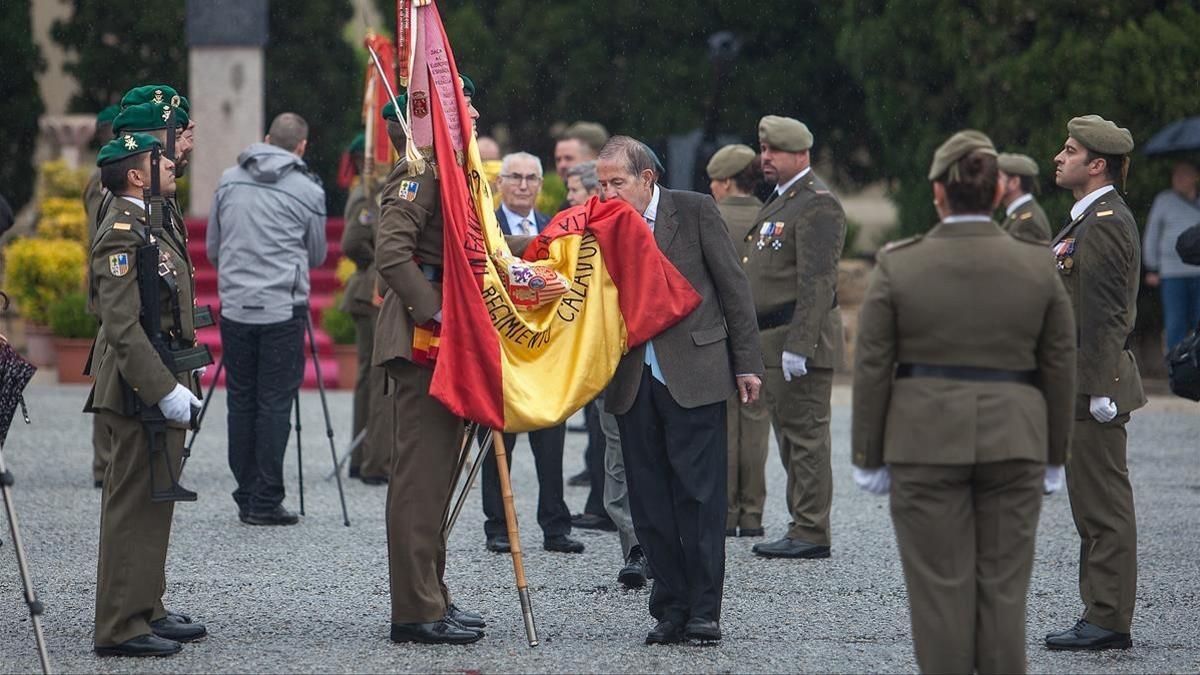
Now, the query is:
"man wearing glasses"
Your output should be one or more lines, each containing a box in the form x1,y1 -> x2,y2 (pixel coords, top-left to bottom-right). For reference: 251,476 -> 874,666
480,152 -> 585,555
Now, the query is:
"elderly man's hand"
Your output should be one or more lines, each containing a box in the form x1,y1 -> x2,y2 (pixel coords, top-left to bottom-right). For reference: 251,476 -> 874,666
736,374 -> 762,404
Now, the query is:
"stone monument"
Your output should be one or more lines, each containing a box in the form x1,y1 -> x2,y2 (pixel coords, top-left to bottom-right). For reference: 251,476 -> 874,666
186,0 -> 268,217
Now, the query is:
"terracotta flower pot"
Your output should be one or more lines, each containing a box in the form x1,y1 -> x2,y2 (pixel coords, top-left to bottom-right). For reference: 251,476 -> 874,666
333,343 -> 358,390
54,337 -> 94,384
24,321 -> 57,367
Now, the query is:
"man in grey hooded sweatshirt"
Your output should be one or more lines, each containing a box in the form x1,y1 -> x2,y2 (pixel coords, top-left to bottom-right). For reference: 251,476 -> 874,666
207,112 -> 327,526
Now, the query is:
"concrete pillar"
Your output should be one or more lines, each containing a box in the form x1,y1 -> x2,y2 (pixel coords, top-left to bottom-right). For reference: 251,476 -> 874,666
185,0 -> 268,217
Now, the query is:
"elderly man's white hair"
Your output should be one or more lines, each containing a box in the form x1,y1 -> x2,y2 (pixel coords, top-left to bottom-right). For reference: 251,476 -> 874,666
500,151 -> 543,177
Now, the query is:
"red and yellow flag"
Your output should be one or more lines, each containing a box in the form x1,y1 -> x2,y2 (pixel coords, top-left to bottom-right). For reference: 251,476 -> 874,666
409,2 -> 699,432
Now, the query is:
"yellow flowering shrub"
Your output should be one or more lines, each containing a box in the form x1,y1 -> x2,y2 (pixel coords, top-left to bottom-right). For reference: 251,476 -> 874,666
39,159 -> 91,201
335,256 -> 356,287
38,197 -> 88,242
3,238 -> 88,326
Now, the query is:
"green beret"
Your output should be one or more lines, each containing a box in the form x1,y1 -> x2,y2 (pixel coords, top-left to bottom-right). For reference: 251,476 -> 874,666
758,115 -> 813,152
381,96 -> 405,122
564,121 -> 610,153
120,84 -> 188,112
96,105 -> 121,126
997,152 -> 1039,177
459,73 -> 475,97
928,129 -> 997,182
112,101 -> 190,134
1068,115 -> 1134,155
706,144 -> 756,180
96,132 -> 162,167
347,132 -> 365,153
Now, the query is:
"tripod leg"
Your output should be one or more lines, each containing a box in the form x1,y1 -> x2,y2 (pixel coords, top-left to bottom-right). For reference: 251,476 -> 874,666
304,311 -> 350,527
295,395 -> 304,517
0,447 -> 53,674
491,430 -> 539,647
325,428 -> 366,482
438,422 -> 478,526
443,429 -> 491,540
183,356 -> 224,468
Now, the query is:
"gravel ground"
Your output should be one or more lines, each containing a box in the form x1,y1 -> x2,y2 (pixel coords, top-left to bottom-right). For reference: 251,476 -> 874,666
1,381 -> 1198,673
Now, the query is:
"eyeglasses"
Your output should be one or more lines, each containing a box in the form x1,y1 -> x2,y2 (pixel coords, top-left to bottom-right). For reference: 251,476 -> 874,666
501,173 -> 543,185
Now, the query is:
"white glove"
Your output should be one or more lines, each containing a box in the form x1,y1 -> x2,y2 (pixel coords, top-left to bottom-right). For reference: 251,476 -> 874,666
1043,464 -> 1066,495
1088,396 -> 1117,424
853,466 -> 891,496
781,351 -> 808,382
192,366 -> 207,380
159,383 -> 202,424
434,310 -> 443,323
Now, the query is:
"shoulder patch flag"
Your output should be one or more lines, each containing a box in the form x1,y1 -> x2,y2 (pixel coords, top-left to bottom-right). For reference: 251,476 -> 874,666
109,253 -> 130,277
398,180 -> 419,201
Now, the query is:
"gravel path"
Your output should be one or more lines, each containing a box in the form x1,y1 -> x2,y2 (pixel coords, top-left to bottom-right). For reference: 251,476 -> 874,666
1,382 -> 1198,673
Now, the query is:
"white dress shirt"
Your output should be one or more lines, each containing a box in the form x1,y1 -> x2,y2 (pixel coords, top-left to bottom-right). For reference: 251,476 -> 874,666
1069,185 -> 1115,221
774,166 -> 812,196
501,203 -> 539,236
1005,193 -> 1034,218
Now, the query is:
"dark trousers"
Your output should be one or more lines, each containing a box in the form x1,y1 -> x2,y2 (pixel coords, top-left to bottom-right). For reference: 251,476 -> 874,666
220,309 -> 305,512
480,425 -> 571,539
617,366 -> 727,623
583,400 -> 608,516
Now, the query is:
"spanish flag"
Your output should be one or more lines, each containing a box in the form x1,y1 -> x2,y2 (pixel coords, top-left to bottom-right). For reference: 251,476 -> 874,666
410,2 -> 699,432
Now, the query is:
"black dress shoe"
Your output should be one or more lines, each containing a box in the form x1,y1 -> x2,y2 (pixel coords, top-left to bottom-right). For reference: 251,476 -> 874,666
1045,618 -> 1086,640
544,534 -> 585,553
243,505 -> 300,526
486,534 -> 511,552
446,603 -> 486,629
566,470 -> 590,486
645,618 -> 686,645
94,479 -> 104,489
1045,620 -> 1132,651
752,537 -> 831,559
685,618 -> 721,643
95,634 -> 182,657
151,615 -> 207,642
390,619 -> 483,645
348,465 -> 361,479
571,512 -> 617,531
360,474 -> 388,485
617,545 -> 648,588
738,527 -> 765,537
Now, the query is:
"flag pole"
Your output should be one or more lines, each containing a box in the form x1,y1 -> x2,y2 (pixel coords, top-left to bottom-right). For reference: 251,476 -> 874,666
491,430 -> 539,647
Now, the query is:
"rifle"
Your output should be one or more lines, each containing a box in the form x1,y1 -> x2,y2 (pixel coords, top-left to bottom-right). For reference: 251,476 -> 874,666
130,144 -> 213,503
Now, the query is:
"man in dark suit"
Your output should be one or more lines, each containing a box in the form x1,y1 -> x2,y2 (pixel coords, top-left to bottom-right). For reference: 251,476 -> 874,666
480,152 -> 584,555
597,136 -> 764,645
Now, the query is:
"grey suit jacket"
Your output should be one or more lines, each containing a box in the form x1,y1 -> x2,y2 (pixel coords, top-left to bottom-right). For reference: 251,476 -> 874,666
606,187 -> 764,414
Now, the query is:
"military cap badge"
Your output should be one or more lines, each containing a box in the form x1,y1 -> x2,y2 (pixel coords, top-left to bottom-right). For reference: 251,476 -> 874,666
152,88 -> 165,104
171,94 -> 181,107
123,135 -> 138,150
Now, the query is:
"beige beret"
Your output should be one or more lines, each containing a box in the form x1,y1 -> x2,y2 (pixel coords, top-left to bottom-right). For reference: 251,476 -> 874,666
928,130 -> 997,181
563,121 -> 610,153
758,115 -> 813,152
997,152 -> 1039,177
1068,115 -> 1134,155
706,144 -> 756,180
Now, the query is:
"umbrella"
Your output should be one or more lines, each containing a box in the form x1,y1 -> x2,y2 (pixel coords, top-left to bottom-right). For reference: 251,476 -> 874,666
1143,116 -> 1200,156
0,292 -> 36,446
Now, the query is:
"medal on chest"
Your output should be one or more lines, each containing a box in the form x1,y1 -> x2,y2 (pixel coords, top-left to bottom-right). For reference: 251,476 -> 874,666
1053,238 -> 1075,274
757,221 -> 786,251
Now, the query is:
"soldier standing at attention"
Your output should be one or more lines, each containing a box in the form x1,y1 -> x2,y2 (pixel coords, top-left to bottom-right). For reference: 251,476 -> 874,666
852,130 -> 1077,674
1045,115 -> 1146,652
997,152 -> 1052,242
85,104 -> 120,488
340,131 -> 391,485
87,132 -> 207,657
706,143 -> 770,538
747,116 -> 846,560
373,77 -> 490,645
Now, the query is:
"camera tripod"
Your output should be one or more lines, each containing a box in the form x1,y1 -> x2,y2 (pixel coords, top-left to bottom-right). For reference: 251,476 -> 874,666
186,309 -> 350,526
1,440 -> 52,673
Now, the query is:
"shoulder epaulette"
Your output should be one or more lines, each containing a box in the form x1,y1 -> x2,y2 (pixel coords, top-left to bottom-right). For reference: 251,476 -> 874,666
1011,231 -> 1049,246
878,234 -> 923,259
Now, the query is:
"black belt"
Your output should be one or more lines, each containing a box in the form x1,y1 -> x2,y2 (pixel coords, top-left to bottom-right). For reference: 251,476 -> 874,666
895,363 -> 1037,385
756,295 -> 839,331
421,264 -> 443,283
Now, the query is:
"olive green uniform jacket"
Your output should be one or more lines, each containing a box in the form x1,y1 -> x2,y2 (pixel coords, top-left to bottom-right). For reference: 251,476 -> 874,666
1001,195 -> 1052,242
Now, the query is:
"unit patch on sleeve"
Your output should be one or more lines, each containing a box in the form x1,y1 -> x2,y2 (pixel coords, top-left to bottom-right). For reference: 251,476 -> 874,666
109,253 -> 130,277
398,180 -> 420,201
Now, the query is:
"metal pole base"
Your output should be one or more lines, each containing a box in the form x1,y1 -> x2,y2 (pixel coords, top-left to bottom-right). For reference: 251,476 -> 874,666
518,586 -> 539,647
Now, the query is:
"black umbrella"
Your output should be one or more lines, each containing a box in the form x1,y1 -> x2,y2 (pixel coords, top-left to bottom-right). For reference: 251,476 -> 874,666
0,292 -> 35,445
1143,116 -> 1200,156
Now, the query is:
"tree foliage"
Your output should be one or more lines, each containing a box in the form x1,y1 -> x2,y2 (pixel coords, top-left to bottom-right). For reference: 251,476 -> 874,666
0,0 -> 46,211
52,0 -> 187,112
839,0 -> 1200,235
